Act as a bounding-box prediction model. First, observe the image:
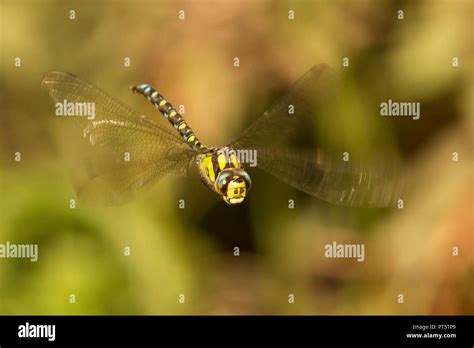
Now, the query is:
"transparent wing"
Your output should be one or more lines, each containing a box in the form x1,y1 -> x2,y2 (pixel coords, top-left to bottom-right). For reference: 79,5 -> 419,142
255,148 -> 404,207
231,65 -> 404,207
231,64 -> 337,150
74,148 -> 193,205
42,71 -> 195,205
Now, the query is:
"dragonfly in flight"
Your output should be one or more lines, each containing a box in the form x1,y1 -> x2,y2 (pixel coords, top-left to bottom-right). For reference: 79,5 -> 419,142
42,64 -> 403,206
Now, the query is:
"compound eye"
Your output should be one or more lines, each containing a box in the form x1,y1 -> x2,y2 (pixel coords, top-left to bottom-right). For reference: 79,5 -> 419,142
240,171 -> 252,192
216,170 -> 234,195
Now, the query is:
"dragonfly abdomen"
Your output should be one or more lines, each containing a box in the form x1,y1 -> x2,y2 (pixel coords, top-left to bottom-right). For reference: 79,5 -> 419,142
132,83 -> 206,151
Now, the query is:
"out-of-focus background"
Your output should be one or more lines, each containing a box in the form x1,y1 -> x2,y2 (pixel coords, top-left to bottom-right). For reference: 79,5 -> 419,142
0,0 -> 472,314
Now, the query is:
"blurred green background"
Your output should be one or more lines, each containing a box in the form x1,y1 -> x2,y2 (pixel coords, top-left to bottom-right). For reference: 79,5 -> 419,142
0,0 -> 473,314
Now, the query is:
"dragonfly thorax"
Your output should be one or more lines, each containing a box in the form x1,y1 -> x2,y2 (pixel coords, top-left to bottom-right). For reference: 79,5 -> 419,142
196,147 -> 252,205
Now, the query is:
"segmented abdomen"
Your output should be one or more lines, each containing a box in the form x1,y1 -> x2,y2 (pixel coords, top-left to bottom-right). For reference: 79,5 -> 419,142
132,84 -> 206,151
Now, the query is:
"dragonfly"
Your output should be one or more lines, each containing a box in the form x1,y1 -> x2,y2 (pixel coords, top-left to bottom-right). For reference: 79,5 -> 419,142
42,64 -> 403,206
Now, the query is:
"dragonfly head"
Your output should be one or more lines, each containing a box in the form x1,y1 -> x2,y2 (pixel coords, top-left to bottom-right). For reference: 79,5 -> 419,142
215,168 -> 252,205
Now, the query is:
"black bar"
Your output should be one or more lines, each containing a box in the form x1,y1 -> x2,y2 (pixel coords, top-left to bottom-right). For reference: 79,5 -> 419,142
0,315 -> 472,346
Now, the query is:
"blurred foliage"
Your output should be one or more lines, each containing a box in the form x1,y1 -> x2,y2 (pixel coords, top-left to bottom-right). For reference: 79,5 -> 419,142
0,0 -> 472,314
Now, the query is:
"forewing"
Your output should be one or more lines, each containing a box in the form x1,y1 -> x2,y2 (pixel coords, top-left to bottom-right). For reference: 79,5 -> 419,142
42,71 -> 194,204
231,64 -> 337,150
